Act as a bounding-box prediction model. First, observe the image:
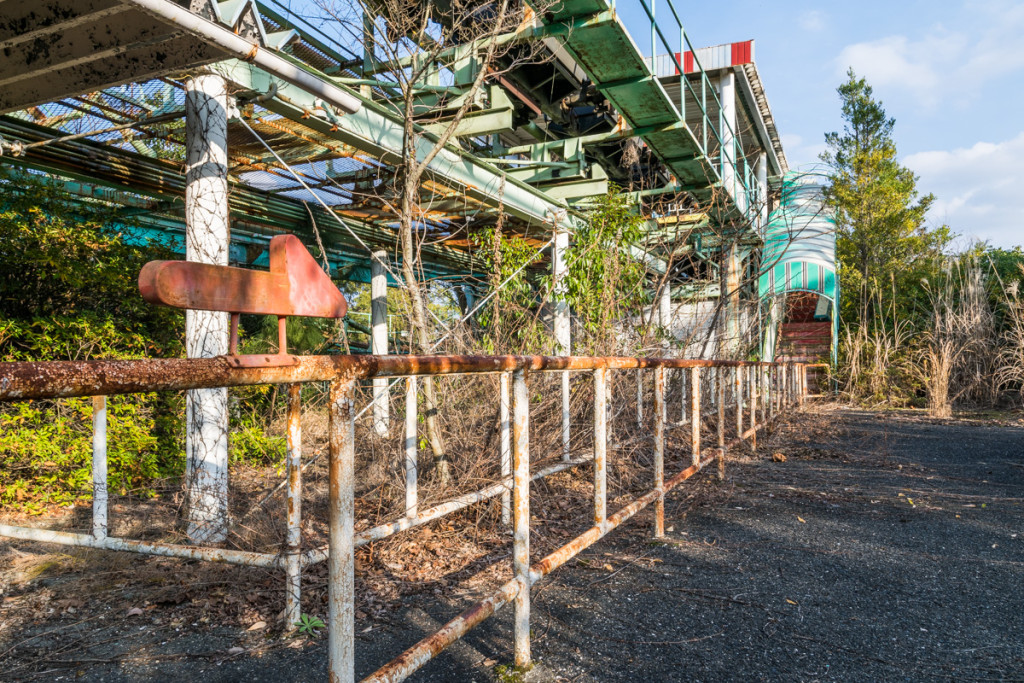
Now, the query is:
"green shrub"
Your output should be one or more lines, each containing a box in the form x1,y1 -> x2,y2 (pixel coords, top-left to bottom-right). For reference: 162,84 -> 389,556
0,171 -> 184,511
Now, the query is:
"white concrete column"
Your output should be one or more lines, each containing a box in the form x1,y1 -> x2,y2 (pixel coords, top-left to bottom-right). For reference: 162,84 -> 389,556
722,243 -> 742,357
756,151 -> 768,231
719,71 -> 737,208
658,284 -> 672,335
552,227 -> 571,460
184,72 -> 230,544
371,250 -> 389,436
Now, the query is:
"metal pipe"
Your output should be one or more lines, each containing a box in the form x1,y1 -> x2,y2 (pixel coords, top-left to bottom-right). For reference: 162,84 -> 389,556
734,363 -> 742,441
0,355 -> 773,402
500,372 -> 511,527
122,0 -> 362,115
653,367 -> 665,538
301,457 -> 593,566
531,451 -> 716,583
680,367 -> 688,425
91,395 -> 108,541
716,370 -> 725,482
748,366 -> 758,452
362,577 -> 522,683
593,368 -> 607,531
405,377 -> 418,519
328,378 -> 356,683
285,384 -> 303,628
690,366 -> 701,466
511,369 -> 531,668
636,370 -> 644,427
0,524 -> 283,567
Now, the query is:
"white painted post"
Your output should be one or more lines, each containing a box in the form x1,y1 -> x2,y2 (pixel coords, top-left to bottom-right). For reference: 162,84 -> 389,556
371,250 -> 389,436
756,151 -> 769,231
499,371 -> 511,527
658,284 -> 672,333
91,395 -> 107,541
184,72 -> 230,544
719,70 -> 737,208
404,377 -> 418,518
553,227 -> 571,460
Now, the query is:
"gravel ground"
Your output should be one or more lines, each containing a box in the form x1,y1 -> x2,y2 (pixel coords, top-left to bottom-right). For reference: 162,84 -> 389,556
7,406 -> 1024,682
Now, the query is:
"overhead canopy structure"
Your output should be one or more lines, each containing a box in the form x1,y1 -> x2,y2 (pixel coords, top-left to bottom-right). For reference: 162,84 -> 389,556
0,0 -> 790,299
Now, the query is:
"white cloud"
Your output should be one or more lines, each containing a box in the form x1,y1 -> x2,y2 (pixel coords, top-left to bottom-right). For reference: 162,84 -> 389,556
798,10 -> 825,32
904,132 -> 1024,247
834,2 -> 1024,109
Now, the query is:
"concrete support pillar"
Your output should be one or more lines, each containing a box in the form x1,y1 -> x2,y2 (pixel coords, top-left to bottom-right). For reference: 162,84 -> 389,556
552,227 -> 571,460
756,151 -> 769,231
719,71 -> 737,208
184,72 -> 230,544
721,243 -> 742,357
658,284 -> 672,335
371,250 -> 389,435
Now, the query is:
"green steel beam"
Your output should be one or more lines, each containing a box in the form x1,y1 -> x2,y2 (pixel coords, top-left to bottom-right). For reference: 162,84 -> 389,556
218,59 -> 583,231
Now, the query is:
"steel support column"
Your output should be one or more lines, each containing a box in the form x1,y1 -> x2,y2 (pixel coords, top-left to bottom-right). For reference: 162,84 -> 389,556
371,250 -> 389,436
553,227 -> 571,460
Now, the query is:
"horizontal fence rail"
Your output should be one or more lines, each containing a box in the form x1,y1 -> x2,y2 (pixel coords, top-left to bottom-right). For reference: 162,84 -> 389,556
0,354 -> 810,682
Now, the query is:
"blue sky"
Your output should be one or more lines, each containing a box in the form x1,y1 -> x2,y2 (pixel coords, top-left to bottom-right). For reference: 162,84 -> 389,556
620,0 -> 1024,248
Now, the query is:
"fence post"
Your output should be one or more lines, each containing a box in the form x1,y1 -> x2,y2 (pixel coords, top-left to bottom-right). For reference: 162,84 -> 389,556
285,384 -> 303,629
636,370 -> 643,427
500,371 -> 511,528
716,366 -> 725,481
734,362 -> 743,441
680,368 -> 688,425
593,368 -> 607,531
690,366 -> 701,466
405,376 -> 419,519
653,366 -> 665,538
748,366 -> 757,452
91,395 -> 108,541
511,369 -> 531,668
328,378 -> 355,683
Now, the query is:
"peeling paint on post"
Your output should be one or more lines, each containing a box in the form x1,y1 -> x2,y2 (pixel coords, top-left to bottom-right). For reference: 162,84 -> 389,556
285,384 -> 302,628
690,366 -> 701,466
405,376 -> 418,519
91,395 -> 107,541
499,372 -> 511,528
593,368 -> 607,531
734,362 -> 743,441
680,368 -> 688,425
653,367 -> 665,538
328,378 -> 355,683
716,371 -> 725,482
511,369 -> 531,668
748,366 -> 757,452
636,371 -> 644,427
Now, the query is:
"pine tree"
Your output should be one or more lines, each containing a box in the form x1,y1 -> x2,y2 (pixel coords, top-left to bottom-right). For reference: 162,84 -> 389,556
821,69 -> 947,325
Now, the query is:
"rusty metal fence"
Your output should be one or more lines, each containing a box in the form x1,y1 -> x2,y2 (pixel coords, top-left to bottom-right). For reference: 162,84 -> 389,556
0,355 -> 808,682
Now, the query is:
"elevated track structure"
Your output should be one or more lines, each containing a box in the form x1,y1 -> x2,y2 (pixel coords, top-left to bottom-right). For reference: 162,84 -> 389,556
0,3 -> 824,679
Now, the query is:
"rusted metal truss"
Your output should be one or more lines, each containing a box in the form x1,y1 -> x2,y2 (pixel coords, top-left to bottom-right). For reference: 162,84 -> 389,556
0,355 -> 809,683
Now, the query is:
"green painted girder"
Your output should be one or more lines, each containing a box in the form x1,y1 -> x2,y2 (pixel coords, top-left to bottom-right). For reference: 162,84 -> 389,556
528,0 -> 738,215
219,59 -> 582,231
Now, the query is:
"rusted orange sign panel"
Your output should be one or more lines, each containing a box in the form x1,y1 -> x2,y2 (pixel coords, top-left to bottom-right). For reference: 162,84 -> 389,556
139,234 -> 346,365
